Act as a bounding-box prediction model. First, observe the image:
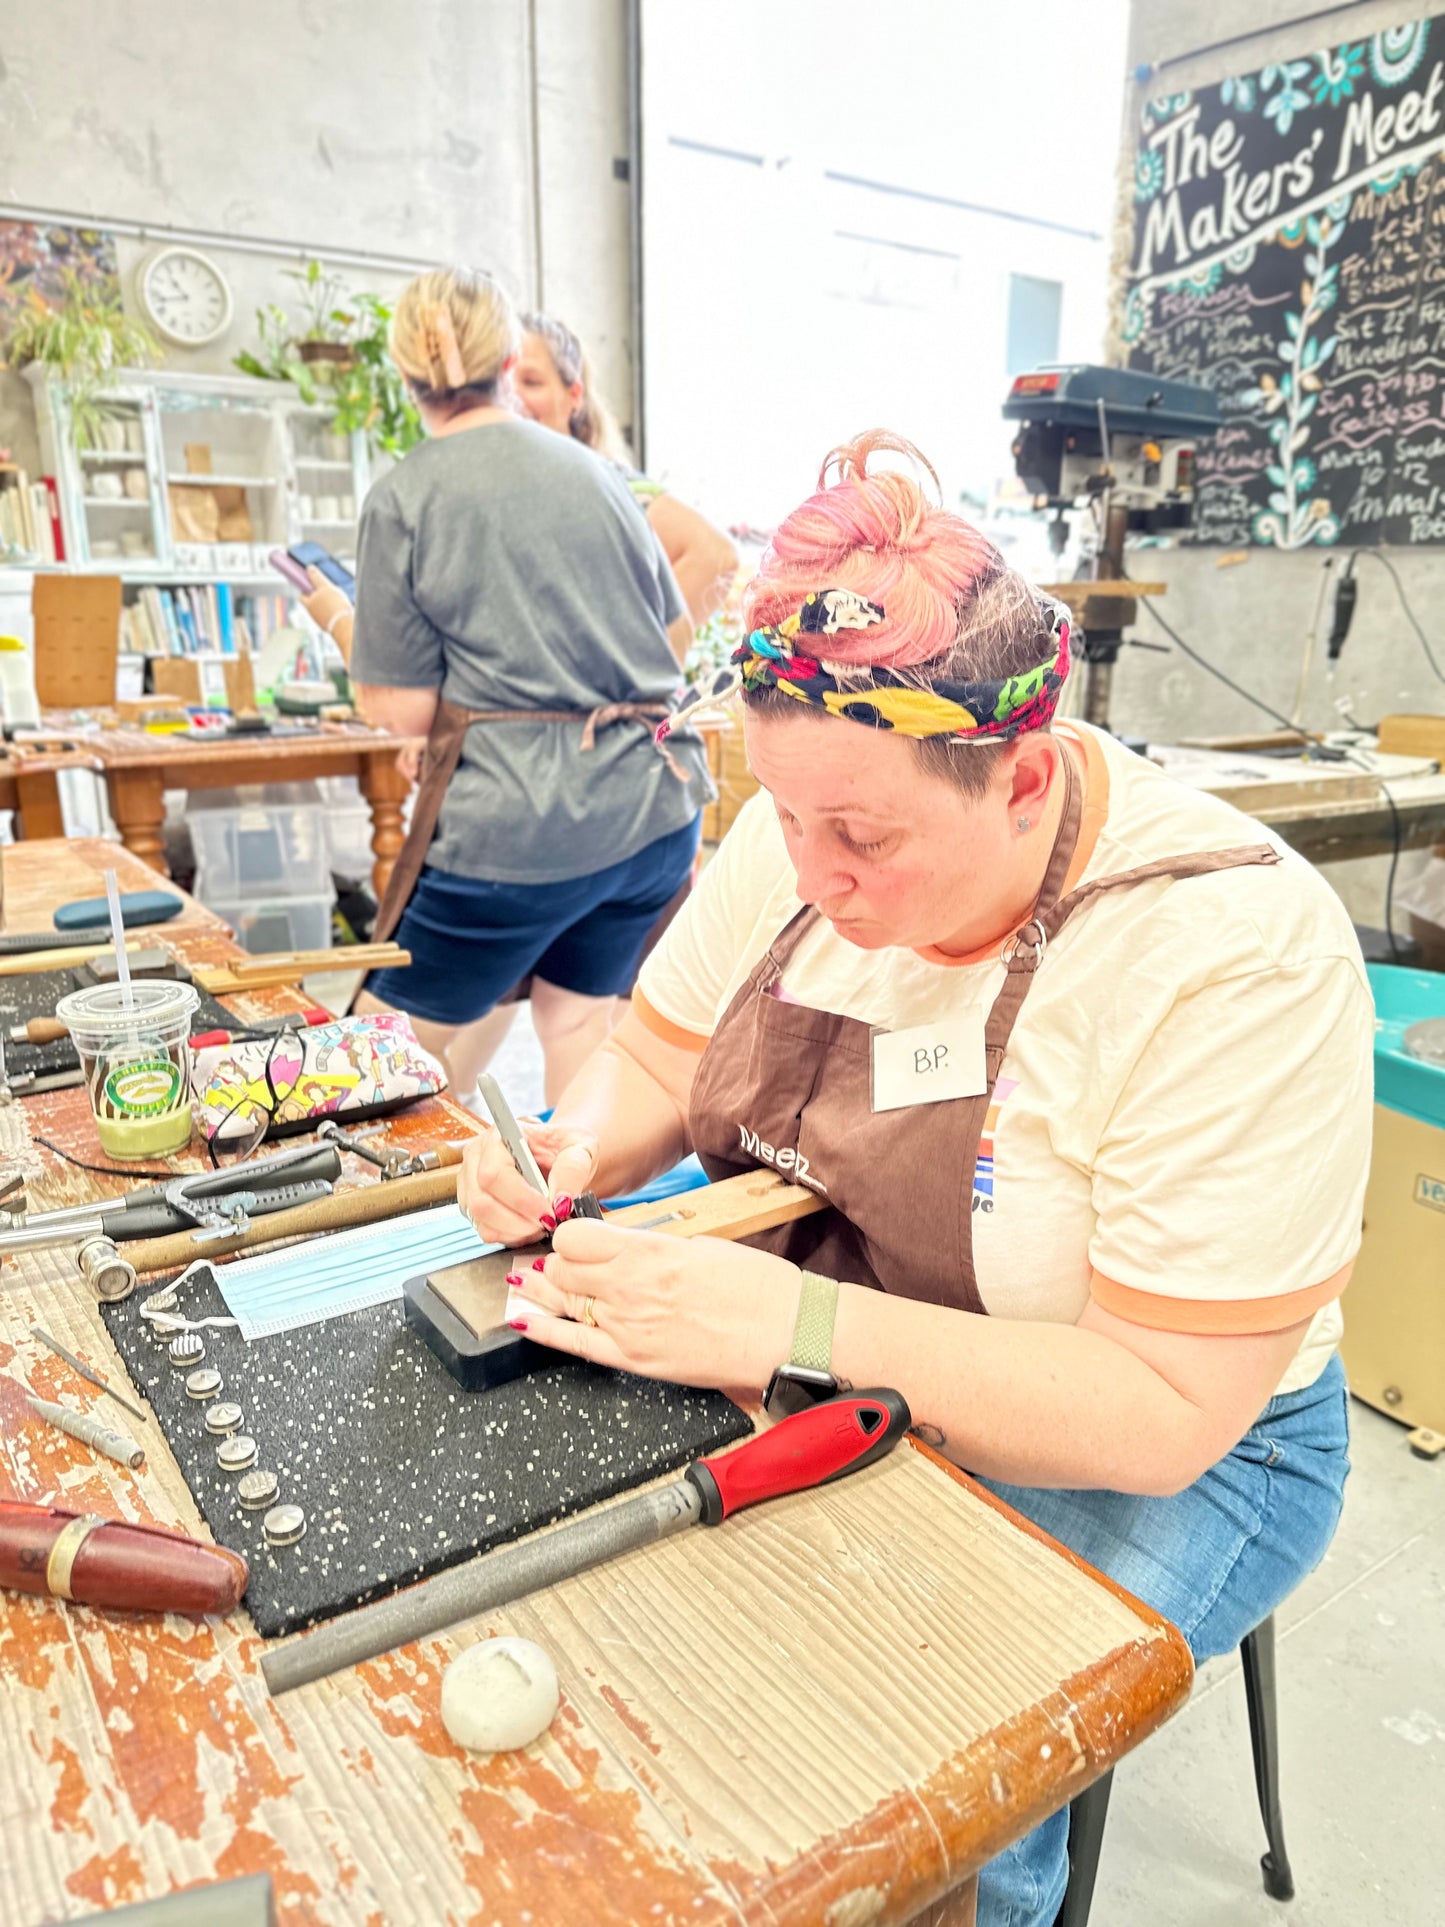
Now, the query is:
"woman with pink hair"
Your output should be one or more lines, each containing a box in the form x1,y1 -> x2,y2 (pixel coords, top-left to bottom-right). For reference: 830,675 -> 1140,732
459,432 -> 1368,1921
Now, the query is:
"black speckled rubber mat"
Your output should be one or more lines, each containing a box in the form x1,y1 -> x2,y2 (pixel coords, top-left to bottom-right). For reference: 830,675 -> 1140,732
101,1268 -> 751,1638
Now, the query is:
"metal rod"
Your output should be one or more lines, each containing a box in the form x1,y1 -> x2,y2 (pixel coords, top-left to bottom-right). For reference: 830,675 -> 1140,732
29,1327 -> 146,1424
262,1478 -> 702,1696
0,1216 -> 108,1255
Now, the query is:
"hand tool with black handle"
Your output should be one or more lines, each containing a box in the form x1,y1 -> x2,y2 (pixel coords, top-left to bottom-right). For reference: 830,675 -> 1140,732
7,1143 -> 343,1242
261,1387 -> 911,1696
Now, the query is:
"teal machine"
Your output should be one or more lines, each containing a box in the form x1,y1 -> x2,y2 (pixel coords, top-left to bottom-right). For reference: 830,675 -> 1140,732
1344,966 -> 1445,1440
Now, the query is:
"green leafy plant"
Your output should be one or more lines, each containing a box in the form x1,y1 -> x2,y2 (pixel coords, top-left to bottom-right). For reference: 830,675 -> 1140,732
233,300 -> 311,387
282,259 -> 352,344
327,293 -> 422,459
2,272 -> 161,447
235,270 -> 421,458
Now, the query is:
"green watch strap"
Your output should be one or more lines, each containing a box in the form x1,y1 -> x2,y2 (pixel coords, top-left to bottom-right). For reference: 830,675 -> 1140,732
789,1273 -> 839,1372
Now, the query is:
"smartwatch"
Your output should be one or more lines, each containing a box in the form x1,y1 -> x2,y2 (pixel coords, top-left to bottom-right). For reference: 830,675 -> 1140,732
763,1273 -> 840,1418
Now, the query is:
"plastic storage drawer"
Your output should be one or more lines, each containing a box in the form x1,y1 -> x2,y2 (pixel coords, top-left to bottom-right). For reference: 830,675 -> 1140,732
207,890 -> 335,956
188,783 -> 330,898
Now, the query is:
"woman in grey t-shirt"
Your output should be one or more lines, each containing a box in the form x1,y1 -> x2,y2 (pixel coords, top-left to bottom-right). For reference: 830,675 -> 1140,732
346,268 -> 706,1102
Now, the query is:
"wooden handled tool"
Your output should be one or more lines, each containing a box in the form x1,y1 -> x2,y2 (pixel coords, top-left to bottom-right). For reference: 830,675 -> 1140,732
0,1501 -> 248,1615
0,939 -> 153,980
131,1164 -> 461,1271
7,1017 -> 68,1046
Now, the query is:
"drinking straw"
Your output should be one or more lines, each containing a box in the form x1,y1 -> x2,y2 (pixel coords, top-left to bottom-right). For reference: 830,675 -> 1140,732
103,868 -> 133,1013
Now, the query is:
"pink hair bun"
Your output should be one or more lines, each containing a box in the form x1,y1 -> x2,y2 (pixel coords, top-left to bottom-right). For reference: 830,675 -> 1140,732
744,430 -> 1002,670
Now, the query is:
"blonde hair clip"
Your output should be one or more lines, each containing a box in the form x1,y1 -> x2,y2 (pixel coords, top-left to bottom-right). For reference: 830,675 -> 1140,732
424,305 -> 468,390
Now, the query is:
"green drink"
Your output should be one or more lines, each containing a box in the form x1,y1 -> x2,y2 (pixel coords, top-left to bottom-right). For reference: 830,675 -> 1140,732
56,980 -> 200,1160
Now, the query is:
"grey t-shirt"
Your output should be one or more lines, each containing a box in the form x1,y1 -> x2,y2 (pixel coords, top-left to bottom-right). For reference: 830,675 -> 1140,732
351,419 -> 707,884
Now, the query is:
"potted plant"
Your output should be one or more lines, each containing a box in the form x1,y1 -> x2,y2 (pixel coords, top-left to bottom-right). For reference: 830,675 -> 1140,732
284,259 -> 355,371
236,274 -> 422,459
328,293 -> 422,459
2,272 -> 161,447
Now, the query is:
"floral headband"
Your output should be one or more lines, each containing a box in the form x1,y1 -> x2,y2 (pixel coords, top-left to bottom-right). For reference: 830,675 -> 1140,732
657,587 -> 1072,747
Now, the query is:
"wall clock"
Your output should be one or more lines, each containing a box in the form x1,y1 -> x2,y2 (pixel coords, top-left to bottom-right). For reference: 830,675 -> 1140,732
138,246 -> 234,347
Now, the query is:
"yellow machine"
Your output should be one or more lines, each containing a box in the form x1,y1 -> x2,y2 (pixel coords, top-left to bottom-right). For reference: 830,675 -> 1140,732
1342,967 -> 1445,1436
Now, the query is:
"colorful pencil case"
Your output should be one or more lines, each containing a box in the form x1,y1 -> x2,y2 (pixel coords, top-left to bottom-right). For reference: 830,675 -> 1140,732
191,1011 -> 446,1149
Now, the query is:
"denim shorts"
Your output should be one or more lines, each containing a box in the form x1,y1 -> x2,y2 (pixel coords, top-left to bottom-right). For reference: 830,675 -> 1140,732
973,1350 -> 1351,1927
368,815 -> 700,1025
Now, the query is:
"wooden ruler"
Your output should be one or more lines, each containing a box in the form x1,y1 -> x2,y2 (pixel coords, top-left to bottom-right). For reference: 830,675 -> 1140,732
193,944 -> 408,993
130,1165 -> 826,1281
431,1170 -> 826,1337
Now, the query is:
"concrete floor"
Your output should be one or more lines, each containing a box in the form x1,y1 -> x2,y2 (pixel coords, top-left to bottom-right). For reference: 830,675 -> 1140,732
479,1006 -> 1445,1924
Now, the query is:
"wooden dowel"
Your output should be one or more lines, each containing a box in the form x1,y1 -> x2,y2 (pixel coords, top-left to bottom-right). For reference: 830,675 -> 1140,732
130,1166 -> 460,1272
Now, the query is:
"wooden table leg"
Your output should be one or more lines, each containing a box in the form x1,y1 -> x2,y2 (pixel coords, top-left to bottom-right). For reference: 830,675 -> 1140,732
107,767 -> 169,875
13,768 -> 65,840
358,752 -> 411,904
904,1876 -> 977,1926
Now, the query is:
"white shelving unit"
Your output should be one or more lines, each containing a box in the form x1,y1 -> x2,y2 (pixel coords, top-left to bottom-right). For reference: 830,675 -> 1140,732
27,366 -> 371,584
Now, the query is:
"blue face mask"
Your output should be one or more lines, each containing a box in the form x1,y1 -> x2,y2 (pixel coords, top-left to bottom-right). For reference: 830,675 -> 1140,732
213,1204 -> 500,1342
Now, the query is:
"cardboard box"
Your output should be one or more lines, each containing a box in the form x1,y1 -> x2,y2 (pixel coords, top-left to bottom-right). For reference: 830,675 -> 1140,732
150,653 -> 256,711
32,574 -> 121,707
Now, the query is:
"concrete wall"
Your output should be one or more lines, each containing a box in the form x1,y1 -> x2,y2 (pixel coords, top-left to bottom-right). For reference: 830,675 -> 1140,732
1116,1 -> 1445,924
0,0 -> 633,468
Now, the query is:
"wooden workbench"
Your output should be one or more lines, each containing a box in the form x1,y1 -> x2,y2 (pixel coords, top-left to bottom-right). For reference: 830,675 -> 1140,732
0,841 -> 1194,1926
0,743 -> 100,844
38,717 -> 418,904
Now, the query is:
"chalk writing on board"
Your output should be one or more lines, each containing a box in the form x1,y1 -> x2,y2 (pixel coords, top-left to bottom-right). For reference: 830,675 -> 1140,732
1123,19 -> 1445,547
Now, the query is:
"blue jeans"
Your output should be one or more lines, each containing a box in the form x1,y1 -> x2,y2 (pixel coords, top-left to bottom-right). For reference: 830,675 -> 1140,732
974,1352 -> 1351,1927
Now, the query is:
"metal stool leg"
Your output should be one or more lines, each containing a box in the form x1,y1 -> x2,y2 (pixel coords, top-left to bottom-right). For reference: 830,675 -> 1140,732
1241,1613 -> 1295,1901
1055,1768 -> 1114,1927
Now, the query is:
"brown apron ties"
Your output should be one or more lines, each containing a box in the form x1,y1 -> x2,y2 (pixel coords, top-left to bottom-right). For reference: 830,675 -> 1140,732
689,745 -> 1282,1315
372,694 -> 674,945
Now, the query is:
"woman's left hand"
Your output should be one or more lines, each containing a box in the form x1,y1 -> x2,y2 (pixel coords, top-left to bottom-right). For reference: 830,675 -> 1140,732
512,1219 -> 801,1394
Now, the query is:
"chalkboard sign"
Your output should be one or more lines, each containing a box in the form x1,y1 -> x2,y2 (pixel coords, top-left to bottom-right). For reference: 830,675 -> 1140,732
1124,17 -> 1445,547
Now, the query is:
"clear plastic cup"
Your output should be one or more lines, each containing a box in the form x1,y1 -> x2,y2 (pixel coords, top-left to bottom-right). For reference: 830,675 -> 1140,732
55,980 -> 201,1159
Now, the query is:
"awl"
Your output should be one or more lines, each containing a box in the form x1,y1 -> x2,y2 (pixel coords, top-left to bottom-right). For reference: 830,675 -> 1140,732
262,1388 -> 910,1695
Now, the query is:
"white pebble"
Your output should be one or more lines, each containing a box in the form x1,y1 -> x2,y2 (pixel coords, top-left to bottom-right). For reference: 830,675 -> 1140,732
441,1637 -> 559,1753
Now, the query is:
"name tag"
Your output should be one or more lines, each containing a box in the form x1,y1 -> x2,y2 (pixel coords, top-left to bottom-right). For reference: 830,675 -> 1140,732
870,1012 -> 987,1113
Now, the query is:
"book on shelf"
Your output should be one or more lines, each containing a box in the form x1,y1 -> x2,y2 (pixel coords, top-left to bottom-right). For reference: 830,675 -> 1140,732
0,466 -> 61,563
119,585 -> 282,659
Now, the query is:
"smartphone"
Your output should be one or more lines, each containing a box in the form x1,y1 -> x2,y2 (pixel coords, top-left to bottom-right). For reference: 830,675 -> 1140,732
288,542 -> 356,600
268,548 -> 313,593
475,1074 -> 548,1195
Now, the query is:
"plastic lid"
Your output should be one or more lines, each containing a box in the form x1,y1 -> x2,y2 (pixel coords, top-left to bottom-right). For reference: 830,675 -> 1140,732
55,979 -> 200,1032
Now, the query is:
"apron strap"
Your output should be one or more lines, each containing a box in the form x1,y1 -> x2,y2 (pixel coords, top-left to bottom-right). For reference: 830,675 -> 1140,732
982,842 -> 1283,1079
371,697 -> 675,947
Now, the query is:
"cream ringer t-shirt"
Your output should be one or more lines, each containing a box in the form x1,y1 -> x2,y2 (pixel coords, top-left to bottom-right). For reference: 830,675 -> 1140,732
636,722 -> 1374,1397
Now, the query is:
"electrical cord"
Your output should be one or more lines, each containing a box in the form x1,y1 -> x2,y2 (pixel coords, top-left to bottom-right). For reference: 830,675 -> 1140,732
29,1133 -> 183,1182
1123,568 -> 1414,960
1349,550 -> 1445,685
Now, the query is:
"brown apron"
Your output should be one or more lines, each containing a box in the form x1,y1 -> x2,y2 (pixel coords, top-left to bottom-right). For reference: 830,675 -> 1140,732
689,747 -> 1282,1314
372,694 -> 676,947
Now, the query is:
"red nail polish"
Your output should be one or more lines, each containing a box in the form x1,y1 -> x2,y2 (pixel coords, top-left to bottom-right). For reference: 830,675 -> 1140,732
553,1194 -> 573,1223
508,1318 -> 529,1332
531,1257 -> 547,1272
505,1272 -> 523,1288
539,1212 -> 558,1233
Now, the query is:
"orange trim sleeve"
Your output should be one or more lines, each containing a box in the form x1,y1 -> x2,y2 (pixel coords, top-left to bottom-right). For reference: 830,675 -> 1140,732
1090,1262 -> 1352,1335
631,988 -> 711,1053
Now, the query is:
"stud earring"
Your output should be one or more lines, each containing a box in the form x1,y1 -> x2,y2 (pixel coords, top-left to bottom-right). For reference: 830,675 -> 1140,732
1016,815 -> 1032,833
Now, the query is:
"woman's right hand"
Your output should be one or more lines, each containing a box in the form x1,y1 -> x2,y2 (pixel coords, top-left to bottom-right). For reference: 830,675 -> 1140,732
459,1120 -> 601,1246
